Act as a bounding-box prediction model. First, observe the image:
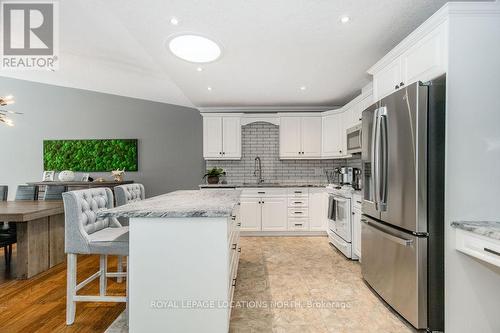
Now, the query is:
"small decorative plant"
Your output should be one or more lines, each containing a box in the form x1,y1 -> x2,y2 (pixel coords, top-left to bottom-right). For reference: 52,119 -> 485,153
203,167 -> 225,184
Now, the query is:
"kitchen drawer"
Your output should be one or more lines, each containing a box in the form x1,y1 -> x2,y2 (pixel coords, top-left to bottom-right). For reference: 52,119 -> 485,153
288,218 -> 309,231
227,214 -> 240,239
228,226 -> 240,251
287,198 -> 309,207
455,229 -> 500,268
288,207 -> 309,217
287,188 -> 309,197
240,188 -> 287,197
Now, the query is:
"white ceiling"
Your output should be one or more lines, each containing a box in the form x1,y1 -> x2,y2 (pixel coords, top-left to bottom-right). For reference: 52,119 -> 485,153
1,0 -> 459,108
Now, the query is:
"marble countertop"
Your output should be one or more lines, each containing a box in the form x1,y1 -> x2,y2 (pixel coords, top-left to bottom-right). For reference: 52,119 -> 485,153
98,190 -> 241,219
451,221 -> 500,241
199,183 -> 329,188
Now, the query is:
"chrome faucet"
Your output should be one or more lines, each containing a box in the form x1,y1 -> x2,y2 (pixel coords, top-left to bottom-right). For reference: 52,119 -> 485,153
254,156 -> 264,184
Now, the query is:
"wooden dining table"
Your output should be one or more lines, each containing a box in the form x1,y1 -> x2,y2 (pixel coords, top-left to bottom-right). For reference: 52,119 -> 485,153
0,201 -> 65,279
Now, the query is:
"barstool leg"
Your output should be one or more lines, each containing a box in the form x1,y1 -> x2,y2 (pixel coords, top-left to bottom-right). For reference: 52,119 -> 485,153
99,255 -> 107,296
117,255 -> 123,283
8,244 -> 12,265
66,253 -> 77,325
3,246 -> 7,266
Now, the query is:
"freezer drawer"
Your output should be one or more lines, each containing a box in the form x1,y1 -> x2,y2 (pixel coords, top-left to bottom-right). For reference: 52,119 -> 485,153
361,215 -> 427,329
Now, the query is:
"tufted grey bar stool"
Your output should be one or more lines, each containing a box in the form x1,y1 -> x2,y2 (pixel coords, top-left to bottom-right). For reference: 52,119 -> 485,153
114,183 -> 145,227
62,187 -> 128,325
113,183 -> 145,282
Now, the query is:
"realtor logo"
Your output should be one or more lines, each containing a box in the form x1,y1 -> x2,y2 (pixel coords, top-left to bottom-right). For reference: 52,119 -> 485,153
1,1 -> 59,70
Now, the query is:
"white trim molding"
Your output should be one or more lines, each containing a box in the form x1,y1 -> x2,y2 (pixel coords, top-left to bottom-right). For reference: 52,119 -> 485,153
198,106 -> 337,114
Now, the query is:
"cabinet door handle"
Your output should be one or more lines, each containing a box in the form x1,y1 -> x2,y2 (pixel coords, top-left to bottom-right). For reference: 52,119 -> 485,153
294,191 -> 302,194
294,223 -> 303,226
400,82 -> 405,86
232,278 -> 237,287
294,211 -> 303,214
484,247 -> 500,257
232,244 -> 237,250
258,191 -> 265,194
395,85 -> 399,89
237,222 -> 241,227
231,216 -> 236,220
262,201 -> 265,204
294,201 -> 302,204
238,247 -> 241,253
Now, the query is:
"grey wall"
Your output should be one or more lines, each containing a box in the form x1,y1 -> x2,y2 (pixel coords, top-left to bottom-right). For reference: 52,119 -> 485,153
0,77 -> 204,200
206,121 -> 361,184
445,12 -> 500,333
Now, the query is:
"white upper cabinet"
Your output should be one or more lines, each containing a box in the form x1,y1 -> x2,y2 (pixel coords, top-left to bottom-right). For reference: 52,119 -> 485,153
300,117 -> 322,157
401,22 -> 447,85
321,112 -> 344,158
279,116 -> 302,158
280,115 -> 322,159
370,21 -> 447,101
203,116 -> 223,159
373,57 -> 403,101
202,115 -> 242,160
221,117 -> 241,158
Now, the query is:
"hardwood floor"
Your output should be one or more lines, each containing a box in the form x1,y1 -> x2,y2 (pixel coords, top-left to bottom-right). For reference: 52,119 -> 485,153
0,246 -> 125,333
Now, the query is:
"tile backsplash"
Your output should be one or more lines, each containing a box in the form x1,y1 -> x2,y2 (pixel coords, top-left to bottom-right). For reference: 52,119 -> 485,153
206,121 -> 361,185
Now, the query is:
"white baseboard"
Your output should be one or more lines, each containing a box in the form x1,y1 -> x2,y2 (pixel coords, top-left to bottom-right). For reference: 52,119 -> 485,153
241,231 -> 327,237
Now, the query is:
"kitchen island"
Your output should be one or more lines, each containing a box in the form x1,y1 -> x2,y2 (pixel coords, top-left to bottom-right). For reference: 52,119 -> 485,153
98,190 -> 242,333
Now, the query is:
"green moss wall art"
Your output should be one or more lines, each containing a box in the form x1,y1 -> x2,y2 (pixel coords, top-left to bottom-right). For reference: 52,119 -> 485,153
43,139 -> 138,172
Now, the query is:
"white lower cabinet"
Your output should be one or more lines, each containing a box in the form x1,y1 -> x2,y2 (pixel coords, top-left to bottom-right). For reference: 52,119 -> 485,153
261,198 -> 288,231
240,194 -> 287,232
240,197 -> 261,231
239,187 -> 328,233
309,188 -> 328,231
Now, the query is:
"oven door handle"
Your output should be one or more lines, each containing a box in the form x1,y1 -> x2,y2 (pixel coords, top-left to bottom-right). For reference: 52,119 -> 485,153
328,195 -> 337,221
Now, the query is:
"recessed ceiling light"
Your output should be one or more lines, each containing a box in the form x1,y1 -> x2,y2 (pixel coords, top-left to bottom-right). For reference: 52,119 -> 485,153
168,34 -> 221,63
300,86 -> 307,91
340,16 -> 350,24
207,86 -> 212,91
170,17 -> 179,26
197,67 -> 203,72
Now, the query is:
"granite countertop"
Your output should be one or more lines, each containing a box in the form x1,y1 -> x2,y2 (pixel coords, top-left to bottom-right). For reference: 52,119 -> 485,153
98,190 -> 241,219
199,183 -> 329,188
451,221 -> 500,241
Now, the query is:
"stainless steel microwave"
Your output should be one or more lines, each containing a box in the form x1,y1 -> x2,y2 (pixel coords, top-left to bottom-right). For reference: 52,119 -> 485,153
346,124 -> 362,154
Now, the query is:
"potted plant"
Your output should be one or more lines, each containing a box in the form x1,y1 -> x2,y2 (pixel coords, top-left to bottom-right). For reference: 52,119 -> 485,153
203,167 -> 225,184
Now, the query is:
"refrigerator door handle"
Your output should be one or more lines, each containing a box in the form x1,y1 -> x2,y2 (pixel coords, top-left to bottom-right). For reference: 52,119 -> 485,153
379,108 -> 388,211
361,219 -> 413,247
371,108 -> 380,210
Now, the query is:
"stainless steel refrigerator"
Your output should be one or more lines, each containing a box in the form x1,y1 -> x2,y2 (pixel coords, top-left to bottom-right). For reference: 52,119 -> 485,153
361,77 -> 445,332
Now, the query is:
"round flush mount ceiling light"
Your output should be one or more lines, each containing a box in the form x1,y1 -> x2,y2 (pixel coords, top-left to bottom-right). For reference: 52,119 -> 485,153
168,34 -> 222,63
340,15 -> 350,23
170,17 -> 179,26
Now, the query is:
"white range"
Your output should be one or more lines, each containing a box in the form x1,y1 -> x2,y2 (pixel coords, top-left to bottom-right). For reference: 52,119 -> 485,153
326,184 -> 360,260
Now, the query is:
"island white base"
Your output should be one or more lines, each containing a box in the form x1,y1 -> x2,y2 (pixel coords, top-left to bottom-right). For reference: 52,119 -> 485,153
128,213 -> 241,333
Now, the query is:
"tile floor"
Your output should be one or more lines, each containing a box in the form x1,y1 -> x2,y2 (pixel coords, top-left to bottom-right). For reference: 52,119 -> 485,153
106,236 -> 415,333
229,237 -> 415,333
